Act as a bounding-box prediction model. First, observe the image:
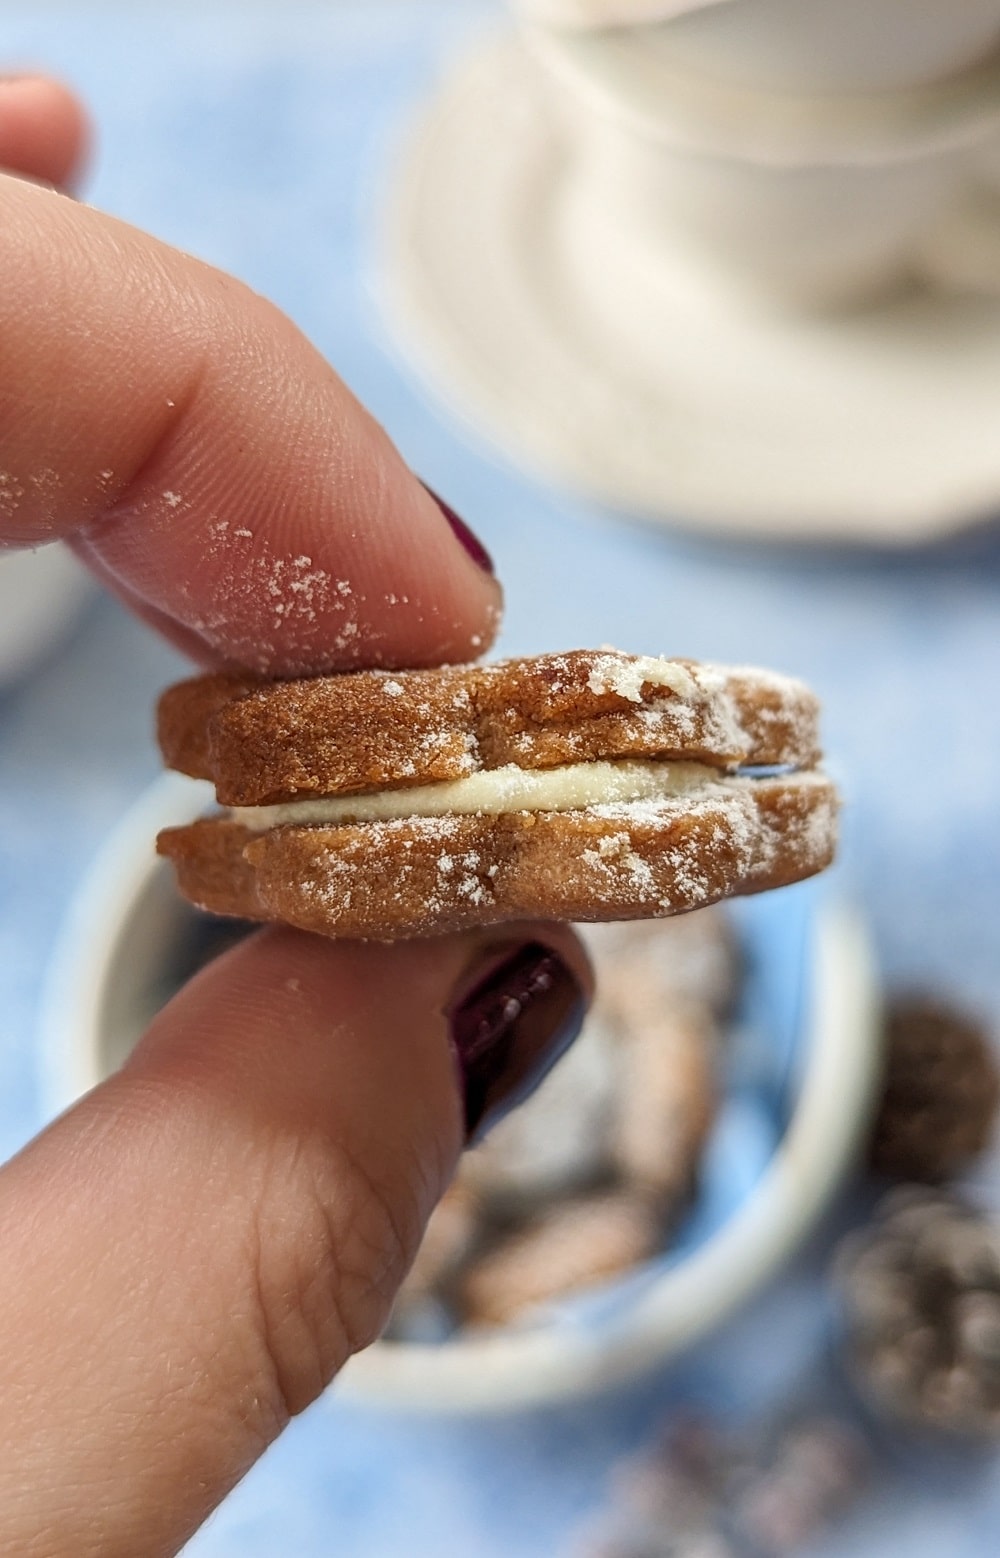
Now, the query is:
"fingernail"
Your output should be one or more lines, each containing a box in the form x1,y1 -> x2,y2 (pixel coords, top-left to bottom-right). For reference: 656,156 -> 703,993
448,942 -> 587,1142
420,482 -> 495,576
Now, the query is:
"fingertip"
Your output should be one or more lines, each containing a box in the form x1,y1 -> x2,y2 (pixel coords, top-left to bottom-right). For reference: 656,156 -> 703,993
414,481 -> 505,663
445,922 -> 594,1141
0,180 -> 502,673
419,483 -> 496,578
0,75 -> 92,192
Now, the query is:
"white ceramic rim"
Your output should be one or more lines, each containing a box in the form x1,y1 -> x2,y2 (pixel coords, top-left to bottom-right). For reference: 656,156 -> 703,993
523,20 -> 1000,166
39,772 -> 881,1413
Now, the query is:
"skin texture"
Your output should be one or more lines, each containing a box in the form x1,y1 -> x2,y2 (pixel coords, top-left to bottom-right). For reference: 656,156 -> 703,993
0,80 -> 591,1557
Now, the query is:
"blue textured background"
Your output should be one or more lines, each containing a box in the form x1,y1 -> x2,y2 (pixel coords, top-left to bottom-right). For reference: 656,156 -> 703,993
2,4 -> 1000,1553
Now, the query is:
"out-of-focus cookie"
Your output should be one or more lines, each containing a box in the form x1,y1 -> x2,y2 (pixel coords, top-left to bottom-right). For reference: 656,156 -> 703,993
583,915 -> 731,1207
394,910 -> 743,1332
610,1000 -> 718,1206
581,907 -> 741,1016
448,914 -> 731,1219
459,1015 -> 619,1214
387,1181 -> 483,1340
398,1181 -> 482,1302
457,1191 -> 664,1326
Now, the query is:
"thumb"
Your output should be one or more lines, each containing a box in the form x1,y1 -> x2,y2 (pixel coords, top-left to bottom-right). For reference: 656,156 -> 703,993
0,925 -> 589,1558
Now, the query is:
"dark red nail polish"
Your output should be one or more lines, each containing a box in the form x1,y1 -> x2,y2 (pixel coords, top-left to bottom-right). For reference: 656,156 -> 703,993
448,942 -> 586,1142
420,482 -> 495,576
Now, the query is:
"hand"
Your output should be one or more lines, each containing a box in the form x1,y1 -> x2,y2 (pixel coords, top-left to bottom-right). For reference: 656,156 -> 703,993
0,80 -> 592,1557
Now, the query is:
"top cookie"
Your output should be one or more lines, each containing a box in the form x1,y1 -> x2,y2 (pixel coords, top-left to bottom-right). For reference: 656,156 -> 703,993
158,649 -> 822,807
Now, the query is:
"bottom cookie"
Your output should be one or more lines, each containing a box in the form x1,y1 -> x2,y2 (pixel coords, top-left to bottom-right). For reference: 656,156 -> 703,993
158,771 -> 836,940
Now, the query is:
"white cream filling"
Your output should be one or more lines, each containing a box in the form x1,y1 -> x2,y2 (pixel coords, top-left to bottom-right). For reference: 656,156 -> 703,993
232,759 -> 725,831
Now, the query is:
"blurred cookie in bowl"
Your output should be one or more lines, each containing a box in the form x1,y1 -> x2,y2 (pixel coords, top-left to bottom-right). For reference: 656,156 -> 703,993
458,1190 -> 665,1329
586,915 -> 740,1202
460,994 -> 619,1216
390,907 -> 740,1336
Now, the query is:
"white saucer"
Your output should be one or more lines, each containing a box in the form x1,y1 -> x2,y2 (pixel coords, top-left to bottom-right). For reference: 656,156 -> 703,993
383,41 -> 1000,544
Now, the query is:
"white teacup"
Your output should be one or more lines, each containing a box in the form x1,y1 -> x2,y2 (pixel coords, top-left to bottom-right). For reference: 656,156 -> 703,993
569,108 -> 956,306
976,131 -> 1000,193
514,1 -> 724,28
916,150 -> 1000,298
590,0 -> 1000,96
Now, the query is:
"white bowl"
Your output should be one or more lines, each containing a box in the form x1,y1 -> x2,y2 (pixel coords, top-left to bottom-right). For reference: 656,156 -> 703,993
0,546 -> 91,689
640,0 -> 1000,97
41,773 -> 882,1412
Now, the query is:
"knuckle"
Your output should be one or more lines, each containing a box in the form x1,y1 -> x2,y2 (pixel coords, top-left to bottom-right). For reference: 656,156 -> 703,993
245,1131 -> 422,1421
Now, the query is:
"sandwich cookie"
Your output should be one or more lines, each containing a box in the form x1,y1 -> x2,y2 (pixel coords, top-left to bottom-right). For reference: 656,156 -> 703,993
156,649 -> 837,939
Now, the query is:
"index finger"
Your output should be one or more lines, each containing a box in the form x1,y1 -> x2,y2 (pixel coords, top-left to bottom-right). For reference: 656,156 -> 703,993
0,174 -> 502,674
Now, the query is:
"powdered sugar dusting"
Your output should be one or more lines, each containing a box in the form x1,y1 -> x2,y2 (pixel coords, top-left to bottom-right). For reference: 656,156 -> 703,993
2,467 -> 64,535
0,472 -> 25,516
183,522 -> 370,672
582,831 -> 657,899
283,813 -> 500,928
586,652 -> 699,704
699,662 -> 819,765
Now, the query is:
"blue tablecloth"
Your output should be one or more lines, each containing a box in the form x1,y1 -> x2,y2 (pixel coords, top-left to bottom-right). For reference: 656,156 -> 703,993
2,5 -> 1000,1553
